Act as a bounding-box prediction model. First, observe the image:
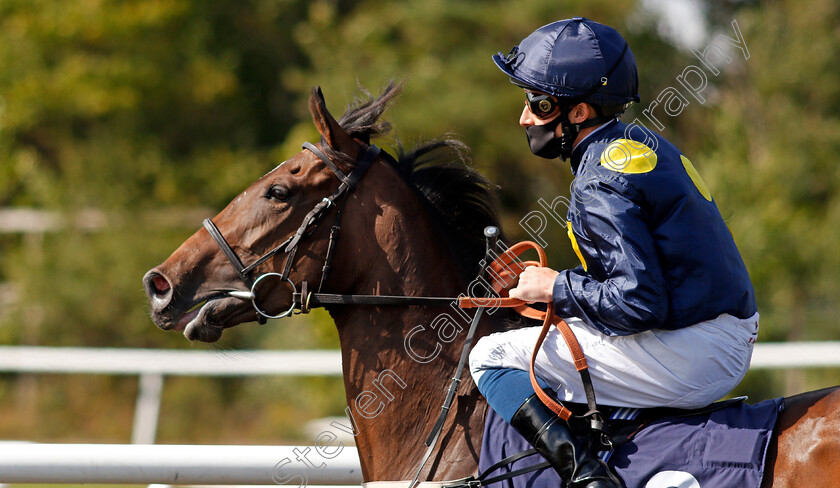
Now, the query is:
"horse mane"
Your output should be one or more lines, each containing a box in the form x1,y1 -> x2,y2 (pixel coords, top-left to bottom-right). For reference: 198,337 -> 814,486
325,81 -> 502,279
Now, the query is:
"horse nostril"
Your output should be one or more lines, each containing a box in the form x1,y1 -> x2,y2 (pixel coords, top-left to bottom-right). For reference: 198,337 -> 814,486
152,275 -> 170,295
146,272 -> 172,297
143,270 -> 176,319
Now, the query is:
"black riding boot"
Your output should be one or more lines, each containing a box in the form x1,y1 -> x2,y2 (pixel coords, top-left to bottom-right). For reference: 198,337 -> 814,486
509,394 -> 621,488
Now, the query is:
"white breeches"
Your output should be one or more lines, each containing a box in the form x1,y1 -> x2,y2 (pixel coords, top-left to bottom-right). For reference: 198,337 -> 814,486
469,312 -> 759,409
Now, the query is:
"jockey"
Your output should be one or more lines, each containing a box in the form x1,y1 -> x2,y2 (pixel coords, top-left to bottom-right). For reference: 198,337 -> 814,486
469,18 -> 759,488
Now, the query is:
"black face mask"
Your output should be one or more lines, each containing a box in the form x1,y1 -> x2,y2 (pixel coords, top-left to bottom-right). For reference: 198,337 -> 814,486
525,115 -> 575,160
525,110 -> 612,161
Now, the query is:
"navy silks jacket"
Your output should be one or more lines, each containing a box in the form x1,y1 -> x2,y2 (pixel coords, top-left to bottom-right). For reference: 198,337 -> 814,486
553,120 -> 757,336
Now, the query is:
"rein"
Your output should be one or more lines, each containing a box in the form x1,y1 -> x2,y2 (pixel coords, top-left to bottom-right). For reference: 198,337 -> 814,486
202,140 -> 604,485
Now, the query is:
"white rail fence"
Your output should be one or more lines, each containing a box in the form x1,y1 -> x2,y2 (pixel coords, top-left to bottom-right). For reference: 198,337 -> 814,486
2,343 -> 839,444
0,347 -> 344,444
0,343 -> 839,485
0,207 -> 213,234
0,443 -> 362,485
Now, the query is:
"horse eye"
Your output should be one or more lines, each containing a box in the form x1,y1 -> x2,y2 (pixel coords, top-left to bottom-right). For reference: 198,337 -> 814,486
267,185 -> 290,202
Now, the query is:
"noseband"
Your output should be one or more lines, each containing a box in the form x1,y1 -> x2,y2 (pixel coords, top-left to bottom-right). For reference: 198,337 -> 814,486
203,141 -> 380,323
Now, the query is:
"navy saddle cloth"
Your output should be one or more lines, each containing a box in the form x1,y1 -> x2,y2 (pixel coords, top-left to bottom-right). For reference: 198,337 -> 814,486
478,397 -> 781,488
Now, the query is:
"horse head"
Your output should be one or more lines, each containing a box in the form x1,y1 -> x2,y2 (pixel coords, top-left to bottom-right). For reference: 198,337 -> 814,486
143,86 -> 379,342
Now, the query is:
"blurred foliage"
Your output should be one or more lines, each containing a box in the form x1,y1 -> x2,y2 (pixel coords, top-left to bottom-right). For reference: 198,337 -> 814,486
696,0 -> 840,398
0,0 -> 838,443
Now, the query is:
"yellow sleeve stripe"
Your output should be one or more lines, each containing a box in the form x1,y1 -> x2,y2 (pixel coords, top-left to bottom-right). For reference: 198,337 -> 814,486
680,155 -> 713,201
566,221 -> 588,272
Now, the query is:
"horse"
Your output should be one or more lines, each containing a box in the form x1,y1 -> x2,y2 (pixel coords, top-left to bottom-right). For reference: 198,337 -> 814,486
143,83 -> 840,487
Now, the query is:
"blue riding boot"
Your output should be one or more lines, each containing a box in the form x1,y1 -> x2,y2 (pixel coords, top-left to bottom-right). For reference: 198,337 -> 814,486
510,394 -> 621,488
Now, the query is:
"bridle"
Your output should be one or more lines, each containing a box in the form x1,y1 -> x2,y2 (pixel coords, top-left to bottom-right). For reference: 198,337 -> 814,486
203,140 -> 479,323
202,141 -> 381,323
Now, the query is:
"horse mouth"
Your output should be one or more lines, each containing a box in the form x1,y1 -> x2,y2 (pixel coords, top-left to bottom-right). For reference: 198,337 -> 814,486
175,299 -> 210,331
172,296 -> 249,342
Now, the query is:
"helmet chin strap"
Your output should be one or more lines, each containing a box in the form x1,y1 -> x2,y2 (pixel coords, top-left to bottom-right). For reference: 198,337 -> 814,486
557,109 -> 613,161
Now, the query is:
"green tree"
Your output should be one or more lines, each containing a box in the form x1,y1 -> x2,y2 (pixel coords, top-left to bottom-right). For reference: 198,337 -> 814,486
691,0 -> 840,395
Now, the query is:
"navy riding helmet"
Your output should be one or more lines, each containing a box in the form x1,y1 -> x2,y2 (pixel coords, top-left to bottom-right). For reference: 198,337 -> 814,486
493,17 -> 641,107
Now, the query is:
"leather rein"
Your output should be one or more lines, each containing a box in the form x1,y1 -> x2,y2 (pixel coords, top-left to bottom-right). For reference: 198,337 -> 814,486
202,140 -> 606,485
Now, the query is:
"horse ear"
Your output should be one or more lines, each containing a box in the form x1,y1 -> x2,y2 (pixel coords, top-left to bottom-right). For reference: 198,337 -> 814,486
309,86 -> 358,157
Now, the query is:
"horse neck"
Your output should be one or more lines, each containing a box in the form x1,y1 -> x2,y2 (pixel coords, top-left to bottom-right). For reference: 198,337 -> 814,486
327,163 -> 496,481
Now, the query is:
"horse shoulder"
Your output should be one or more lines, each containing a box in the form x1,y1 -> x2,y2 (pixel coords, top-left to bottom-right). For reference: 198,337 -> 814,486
762,385 -> 840,487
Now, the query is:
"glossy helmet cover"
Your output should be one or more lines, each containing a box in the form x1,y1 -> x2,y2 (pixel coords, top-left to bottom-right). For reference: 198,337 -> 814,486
493,17 -> 641,106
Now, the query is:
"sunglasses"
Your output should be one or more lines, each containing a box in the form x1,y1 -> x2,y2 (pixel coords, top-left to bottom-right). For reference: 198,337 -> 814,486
525,92 -> 560,119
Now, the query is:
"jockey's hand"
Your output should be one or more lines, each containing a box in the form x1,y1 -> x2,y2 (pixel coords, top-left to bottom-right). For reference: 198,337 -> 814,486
508,266 -> 560,303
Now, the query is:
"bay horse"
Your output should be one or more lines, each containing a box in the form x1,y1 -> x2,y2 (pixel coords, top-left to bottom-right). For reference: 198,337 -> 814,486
143,83 -> 840,487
